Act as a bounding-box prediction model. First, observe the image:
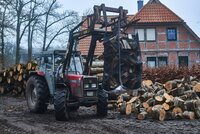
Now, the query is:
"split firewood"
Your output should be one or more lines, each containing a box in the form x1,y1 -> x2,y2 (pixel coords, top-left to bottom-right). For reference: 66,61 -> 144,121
184,83 -> 193,91
164,93 -> 173,103
165,111 -> 176,120
119,101 -> 127,115
162,103 -> 170,111
164,80 -> 177,91
184,90 -> 198,100
142,80 -> 153,92
142,98 -> 155,109
126,103 -> 132,115
132,101 -> 141,114
179,95 -> 188,101
116,75 -> 200,121
140,92 -> 154,102
193,100 -> 200,118
156,89 -> 166,96
168,87 -> 184,97
193,83 -> 200,93
173,97 -> 185,110
172,107 -> 183,115
142,80 -> 153,87
137,88 -> 146,96
184,100 -> 197,111
152,105 -> 166,121
146,107 -> 153,115
152,82 -> 163,93
121,93 -> 131,102
117,95 -> 123,104
182,111 -> 195,120
191,81 -> 198,86
155,95 -> 164,104
127,96 -> 138,104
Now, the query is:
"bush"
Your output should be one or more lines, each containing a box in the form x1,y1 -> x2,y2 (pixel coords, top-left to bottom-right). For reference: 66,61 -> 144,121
142,64 -> 200,83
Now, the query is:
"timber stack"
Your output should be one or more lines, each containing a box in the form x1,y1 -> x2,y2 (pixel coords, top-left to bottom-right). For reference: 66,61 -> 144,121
117,76 -> 200,121
0,62 -> 38,95
90,59 -> 104,81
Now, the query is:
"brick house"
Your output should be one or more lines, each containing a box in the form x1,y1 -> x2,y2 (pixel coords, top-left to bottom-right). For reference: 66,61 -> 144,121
79,0 -> 200,67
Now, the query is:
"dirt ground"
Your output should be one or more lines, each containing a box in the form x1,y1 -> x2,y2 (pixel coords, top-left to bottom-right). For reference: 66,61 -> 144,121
0,96 -> 200,134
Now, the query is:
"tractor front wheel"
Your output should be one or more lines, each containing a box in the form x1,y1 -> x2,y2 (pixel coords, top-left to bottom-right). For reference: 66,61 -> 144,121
97,89 -> 108,117
54,89 -> 70,121
26,75 -> 49,114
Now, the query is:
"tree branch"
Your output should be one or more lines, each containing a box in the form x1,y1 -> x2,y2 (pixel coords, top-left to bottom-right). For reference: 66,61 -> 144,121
45,25 -> 70,51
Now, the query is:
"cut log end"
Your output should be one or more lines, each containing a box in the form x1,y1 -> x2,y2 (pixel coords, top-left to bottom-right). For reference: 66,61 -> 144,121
137,111 -> 148,120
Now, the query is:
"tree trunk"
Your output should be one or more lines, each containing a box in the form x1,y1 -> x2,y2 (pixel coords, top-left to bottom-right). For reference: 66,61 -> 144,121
16,12 -> 21,64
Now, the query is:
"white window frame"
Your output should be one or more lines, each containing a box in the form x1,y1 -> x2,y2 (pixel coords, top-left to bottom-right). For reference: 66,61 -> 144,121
146,28 -> 156,41
135,29 -> 145,41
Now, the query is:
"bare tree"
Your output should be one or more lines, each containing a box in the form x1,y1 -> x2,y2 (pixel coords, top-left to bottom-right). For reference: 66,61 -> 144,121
0,0 -> 15,69
82,8 -> 93,16
41,0 -> 79,51
27,0 -> 44,61
0,0 -> 79,66
10,0 -> 31,64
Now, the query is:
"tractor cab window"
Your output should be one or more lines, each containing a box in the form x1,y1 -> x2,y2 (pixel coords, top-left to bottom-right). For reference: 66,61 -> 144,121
68,54 -> 83,75
41,56 -> 53,70
53,51 -> 83,75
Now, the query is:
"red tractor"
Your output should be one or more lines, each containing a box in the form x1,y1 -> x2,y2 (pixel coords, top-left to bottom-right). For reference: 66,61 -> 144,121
25,4 -> 142,121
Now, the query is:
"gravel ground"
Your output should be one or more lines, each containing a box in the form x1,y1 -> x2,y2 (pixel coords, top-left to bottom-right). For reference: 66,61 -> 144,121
0,96 -> 200,134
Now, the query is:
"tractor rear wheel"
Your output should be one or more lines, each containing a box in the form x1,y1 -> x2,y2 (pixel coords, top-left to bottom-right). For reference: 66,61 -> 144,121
54,89 -> 70,121
26,75 -> 49,114
97,88 -> 108,117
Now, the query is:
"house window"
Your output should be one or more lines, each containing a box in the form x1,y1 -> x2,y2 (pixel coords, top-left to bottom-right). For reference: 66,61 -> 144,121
158,57 -> 168,67
135,29 -> 144,41
146,28 -> 156,41
147,57 -> 156,67
179,56 -> 188,67
167,28 -> 177,41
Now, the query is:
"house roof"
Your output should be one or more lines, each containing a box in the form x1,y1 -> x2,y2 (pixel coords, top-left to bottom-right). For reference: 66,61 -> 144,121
132,0 -> 183,23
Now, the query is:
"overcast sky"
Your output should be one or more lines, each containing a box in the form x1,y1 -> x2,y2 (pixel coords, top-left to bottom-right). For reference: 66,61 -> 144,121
58,0 -> 200,37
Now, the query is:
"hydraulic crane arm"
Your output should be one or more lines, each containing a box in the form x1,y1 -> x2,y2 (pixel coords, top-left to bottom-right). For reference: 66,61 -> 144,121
62,4 -> 129,77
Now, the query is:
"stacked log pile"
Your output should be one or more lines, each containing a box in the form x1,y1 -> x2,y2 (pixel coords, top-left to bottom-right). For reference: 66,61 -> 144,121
0,62 -> 38,95
90,60 -> 104,81
117,76 -> 200,121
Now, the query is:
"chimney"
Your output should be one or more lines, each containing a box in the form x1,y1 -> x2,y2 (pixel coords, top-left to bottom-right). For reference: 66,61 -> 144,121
137,0 -> 144,11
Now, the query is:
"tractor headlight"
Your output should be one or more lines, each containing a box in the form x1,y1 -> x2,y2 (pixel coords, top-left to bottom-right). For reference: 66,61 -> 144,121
91,83 -> 97,88
84,84 -> 89,88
